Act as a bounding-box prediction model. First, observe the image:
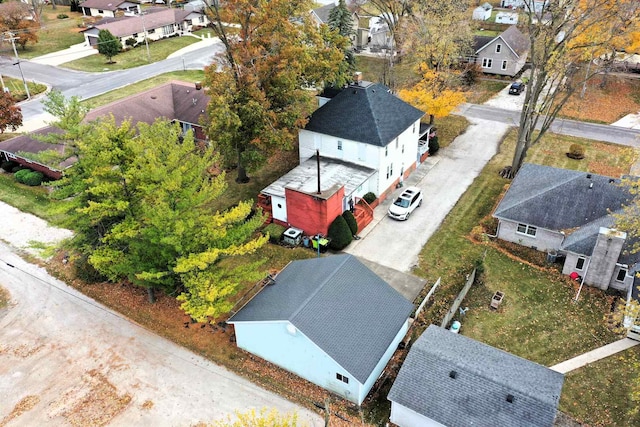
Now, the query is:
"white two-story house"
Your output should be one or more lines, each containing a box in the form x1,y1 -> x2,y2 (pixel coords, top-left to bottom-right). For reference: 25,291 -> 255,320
258,76 -> 425,236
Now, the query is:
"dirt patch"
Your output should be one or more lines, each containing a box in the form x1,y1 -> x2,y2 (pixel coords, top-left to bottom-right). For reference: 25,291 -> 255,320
48,369 -> 132,427
0,395 -> 41,426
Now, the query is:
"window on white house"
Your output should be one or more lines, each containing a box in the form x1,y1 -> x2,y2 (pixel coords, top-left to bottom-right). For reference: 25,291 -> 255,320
336,373 -> 349,384
395,137 -> 399,149
617,268 -> 627,282
516,223 -> 537,237
576,257 -> 586,270
385,146 -> 388,157
501,60 -> 508,70
402,144 -> 404,154
413,123 -> 416,133
337,140 -> 342,150
148,28 -> 155,34
390,163 -> 393,176
98,9 -> 104,13
496,44 -> 502,53
482,58 -> 493,68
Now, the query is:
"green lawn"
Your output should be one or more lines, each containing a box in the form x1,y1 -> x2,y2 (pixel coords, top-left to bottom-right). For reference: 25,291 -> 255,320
3,77 -> 47,102
62,32 -> 208,72
18,6 -> 85,59
82,70 -> 205,109
0,173 -> 74,228
413,130 -> 639,426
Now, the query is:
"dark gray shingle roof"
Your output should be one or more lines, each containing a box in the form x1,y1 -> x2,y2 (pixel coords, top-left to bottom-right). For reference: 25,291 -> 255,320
304,82 -> 425,147
473,35 -> 494,52
228,254 -> 413,383
494,163 -> 631,232
311,3 -> 334,24
388,325 -> 564,427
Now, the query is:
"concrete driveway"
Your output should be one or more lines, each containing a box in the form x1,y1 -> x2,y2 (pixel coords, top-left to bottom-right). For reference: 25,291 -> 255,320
346,118 -> 510,273
0,242 -> 322,426
30,42 -> 98,66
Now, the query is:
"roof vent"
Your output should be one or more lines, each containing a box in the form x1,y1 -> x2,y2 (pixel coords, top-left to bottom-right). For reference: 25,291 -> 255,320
506,394 -> 515,403
589,182 -> 593,189
586,174 -> 592,179
187,89 -> 190,93
449,370 -> 457,379
609,178 -> 615,183
193,98 -> 198,105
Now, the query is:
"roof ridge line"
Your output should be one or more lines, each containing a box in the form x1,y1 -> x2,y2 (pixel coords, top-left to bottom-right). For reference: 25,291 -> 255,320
496,167 -> 583,215
428,346 -> 559,405
366,84 -> 387,146
289,255 -> 351,322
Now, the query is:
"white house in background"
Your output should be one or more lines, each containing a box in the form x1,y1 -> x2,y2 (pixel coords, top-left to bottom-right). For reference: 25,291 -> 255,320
228,254 -> 414,405
500,0 -> 548,13
82,8 -> 208,49
388,325 -> 564,427
368,15 -> 393,50
495,11 -> 519,24
79,0 -> 140,17
472,3 -> 492,21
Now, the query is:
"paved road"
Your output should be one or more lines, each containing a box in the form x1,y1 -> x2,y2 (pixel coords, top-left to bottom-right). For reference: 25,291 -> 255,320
346,118 -> 511,272
0,241 -> 322,426
0,41 -> 225,123
456,103 -> 640,146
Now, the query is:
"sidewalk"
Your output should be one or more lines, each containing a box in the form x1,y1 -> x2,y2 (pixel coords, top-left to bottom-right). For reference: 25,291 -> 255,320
550,338 -> 639,374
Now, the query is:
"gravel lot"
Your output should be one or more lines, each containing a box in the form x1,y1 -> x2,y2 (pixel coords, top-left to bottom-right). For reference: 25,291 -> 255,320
0,201 -> 72,258
0,204 -> 322,426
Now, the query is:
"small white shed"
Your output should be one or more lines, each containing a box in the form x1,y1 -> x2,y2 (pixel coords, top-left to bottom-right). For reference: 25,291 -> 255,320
472,3 -> 492,21
496,11 -> 519,24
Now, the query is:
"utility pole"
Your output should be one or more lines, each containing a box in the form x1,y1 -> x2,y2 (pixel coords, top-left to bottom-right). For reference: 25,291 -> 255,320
140,14 -> 151,63
0,74 -> 6,93
5,31 -> 30,100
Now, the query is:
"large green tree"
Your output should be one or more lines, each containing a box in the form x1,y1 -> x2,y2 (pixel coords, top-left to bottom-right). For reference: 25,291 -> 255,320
326,0 -> 357,88
57,118 -> 267,319
507,0 -> 640,177
204,0 -> 345,183
97,29 -> 121,63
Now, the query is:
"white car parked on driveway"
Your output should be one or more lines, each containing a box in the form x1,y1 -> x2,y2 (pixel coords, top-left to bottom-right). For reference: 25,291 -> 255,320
388,186 -> 423,220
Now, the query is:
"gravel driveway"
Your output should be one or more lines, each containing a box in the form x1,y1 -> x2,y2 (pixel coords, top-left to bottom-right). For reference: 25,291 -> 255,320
0,204 -> 322,426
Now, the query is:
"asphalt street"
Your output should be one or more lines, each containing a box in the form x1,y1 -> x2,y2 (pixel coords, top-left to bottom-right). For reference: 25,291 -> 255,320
0,41 -> 225,123
456,103 -> 640,146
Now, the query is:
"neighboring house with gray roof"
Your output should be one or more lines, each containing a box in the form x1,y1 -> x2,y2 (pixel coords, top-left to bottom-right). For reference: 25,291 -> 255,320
493,163 -> 638,291
388,325 -> 564,427
82,7 -> 208,49
309,2 -> 365,48
0,81 -> 209,179
470,26 -> 530,76
79,0 -> 140,18
258,78 -> 426,236
227,254 -> 414,405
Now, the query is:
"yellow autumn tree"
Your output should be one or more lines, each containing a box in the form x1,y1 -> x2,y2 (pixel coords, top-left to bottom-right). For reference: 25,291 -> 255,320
398,65 -> 466,124
210,408 -> 303,427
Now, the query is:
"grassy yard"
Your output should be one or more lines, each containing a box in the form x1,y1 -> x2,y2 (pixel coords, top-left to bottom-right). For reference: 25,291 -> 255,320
464,79 -> 507,104
0,173 -> 74,228
3,77 -> 48,102
82,70 -> 205,109
61,33 -> 206,72
18,7 -> 85,59
413,130 -> 640,426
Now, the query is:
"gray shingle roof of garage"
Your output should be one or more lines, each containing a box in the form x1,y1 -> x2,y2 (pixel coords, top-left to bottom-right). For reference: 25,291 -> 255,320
303,82 -> 424,147
388,325 -> 564,427
311,3 -> 334,24
228,254 -> 413,383
493,163 -> 631,231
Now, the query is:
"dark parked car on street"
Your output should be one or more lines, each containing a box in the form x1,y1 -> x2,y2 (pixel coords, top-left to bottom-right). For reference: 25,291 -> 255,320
509,81 -> 525,95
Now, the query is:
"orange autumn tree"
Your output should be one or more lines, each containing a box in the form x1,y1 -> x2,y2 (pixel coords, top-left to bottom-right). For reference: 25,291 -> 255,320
203,0 -> 345,183
398,65 -> 466,124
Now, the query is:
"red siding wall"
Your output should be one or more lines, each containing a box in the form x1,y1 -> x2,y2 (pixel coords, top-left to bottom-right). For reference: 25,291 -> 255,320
285,187 -> 344,236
